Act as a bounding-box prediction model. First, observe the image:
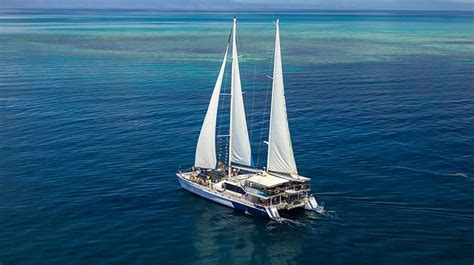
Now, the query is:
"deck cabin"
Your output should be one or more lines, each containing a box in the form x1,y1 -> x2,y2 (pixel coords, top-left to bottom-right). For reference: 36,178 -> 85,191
243,172 -> 311,210
185,167 -> 312,210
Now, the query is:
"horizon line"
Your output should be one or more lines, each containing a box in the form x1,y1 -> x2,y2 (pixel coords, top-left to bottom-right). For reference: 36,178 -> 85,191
0,7 -> 473,13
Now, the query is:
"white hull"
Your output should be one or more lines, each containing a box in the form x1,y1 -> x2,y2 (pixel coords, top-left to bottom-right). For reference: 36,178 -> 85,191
177,174 -> 281,220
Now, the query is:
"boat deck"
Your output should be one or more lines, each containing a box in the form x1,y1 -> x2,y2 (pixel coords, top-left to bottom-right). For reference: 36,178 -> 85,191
178,169 -> 310,211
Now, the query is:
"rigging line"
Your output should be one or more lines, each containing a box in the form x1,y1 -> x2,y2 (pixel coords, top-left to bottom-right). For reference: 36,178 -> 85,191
217,26 -> 233,139
217,58 -> 228,138
236,17 -> 257,168
236,19 -> 245,90
256,70 -> 272,168
236,18 -> 248,114
249,59 -> 257,146
256,23 -> 275,168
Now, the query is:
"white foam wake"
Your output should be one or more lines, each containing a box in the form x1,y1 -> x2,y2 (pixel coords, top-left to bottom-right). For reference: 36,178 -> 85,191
392,166 -> 471,180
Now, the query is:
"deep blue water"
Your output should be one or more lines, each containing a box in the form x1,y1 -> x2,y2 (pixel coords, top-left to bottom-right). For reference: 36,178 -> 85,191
0,9 -> 473,265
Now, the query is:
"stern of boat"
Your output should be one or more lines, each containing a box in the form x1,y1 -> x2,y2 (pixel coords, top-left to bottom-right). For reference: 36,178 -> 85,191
305,195 -> 324,213
265,205 -> 282,222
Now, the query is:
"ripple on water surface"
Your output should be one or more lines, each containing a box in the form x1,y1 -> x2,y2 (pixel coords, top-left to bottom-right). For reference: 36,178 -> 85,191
0,10 -> 473,265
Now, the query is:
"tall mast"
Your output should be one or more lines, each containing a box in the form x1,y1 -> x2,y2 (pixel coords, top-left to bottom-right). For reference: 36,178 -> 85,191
228,17 -> 236,177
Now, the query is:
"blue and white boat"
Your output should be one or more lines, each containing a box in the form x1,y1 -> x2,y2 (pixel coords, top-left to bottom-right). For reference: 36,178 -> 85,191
177,18 -> 323,221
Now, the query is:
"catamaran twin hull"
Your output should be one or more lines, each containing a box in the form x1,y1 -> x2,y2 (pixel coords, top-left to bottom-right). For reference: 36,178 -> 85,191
177,171 -> 322,221
178,18 -> 324,221
177,171 -> 323,221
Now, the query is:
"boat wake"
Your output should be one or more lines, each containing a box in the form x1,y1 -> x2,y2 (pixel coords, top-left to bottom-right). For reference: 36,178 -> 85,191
309,208 -> 338,220
270,210 -> 339,231
282,207 -> 338,224
266,217 -> 308,231
391,166 -> 471,180
281,217 -> 305,227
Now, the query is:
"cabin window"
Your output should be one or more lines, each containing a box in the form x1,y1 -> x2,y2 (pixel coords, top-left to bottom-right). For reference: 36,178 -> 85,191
224,183 -> 245,194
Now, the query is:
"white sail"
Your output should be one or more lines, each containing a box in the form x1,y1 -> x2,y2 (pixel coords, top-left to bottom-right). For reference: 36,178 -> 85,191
267,19 -> 298,177
194,44 -> 229,169
229,18 -> 252,167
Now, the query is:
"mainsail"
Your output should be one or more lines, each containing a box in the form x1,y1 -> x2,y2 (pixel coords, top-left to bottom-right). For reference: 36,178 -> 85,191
194,44 -> 229,169
229,18 -> 252,167
267,19 -> 298,177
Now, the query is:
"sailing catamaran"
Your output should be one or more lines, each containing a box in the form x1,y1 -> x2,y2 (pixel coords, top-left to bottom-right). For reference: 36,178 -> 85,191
177,18 -> 324,221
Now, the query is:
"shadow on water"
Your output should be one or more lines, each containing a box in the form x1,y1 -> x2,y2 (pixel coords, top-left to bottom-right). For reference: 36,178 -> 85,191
191,208 -> 308,265
179,186 -> 342,264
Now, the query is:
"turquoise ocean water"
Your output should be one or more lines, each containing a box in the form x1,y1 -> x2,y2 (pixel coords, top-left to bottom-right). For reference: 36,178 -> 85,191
0,9 -> 473,264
